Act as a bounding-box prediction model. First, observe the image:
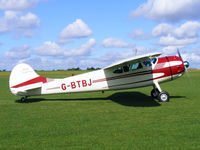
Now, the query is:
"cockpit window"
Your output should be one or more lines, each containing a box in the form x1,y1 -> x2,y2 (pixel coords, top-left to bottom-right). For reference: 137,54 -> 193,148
131,62 -> 143,70
151,58 -> 157,64
143,60 -> 152,67
113,67 -> 123,73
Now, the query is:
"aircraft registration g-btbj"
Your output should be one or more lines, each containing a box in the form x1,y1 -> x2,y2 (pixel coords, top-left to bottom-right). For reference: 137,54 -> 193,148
9,51 -> 189,102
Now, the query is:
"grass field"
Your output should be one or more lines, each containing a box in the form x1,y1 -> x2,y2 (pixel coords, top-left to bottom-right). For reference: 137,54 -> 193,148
0,70 -> 199,150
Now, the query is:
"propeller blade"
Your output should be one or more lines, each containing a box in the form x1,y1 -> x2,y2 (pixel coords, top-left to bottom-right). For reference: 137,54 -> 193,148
177,49 -> 191,83
177,49 -> 183,60
185,67 -> 191,82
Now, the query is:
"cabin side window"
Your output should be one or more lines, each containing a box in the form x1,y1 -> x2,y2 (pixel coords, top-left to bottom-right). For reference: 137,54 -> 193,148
143,60 -> 152,67
123,65 -> 130,72
113,67 -> 123,73
113,58 -> 157,74
131,62 -> 143,70
113,65 -> 131,73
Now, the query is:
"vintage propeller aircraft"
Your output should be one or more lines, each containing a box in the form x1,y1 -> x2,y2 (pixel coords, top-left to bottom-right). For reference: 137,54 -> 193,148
9,50 -> 189,102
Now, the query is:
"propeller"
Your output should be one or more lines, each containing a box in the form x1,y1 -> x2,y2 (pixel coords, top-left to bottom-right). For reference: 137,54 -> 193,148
177,49 -> 191,81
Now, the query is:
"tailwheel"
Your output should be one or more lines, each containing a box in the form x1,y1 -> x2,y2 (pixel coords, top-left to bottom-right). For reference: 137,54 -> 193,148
157,91 -> 169,102
151,88 -> 160,98
21,96 -> 28,103
21,97 -> 26,102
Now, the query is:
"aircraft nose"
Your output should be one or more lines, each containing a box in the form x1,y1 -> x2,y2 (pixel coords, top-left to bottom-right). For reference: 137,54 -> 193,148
183,61 -> 189,68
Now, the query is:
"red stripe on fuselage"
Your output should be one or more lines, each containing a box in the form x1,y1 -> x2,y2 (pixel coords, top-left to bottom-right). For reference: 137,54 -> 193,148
11,76 -> 47,88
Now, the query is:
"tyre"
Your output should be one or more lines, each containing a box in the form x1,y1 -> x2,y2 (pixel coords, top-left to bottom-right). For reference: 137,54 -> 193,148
21,97 -> 26,102
158,91 -> 169,102
151,88 -> 160,98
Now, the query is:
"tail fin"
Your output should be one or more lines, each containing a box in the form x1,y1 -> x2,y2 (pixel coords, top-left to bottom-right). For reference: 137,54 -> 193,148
9,63 -> 47,96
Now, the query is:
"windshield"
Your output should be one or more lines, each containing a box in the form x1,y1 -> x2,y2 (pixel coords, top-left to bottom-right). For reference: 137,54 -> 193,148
151,58 -> 157,64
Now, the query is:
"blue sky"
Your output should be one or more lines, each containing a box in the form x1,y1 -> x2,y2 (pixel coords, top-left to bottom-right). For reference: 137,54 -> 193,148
0,0 -> 200,70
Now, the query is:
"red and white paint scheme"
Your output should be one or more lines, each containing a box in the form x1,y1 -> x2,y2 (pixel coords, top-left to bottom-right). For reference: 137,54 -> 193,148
9,51 -> 189,102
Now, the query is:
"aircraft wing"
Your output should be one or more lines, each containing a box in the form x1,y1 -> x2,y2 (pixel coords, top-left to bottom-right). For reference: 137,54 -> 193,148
104,52 -> 161,70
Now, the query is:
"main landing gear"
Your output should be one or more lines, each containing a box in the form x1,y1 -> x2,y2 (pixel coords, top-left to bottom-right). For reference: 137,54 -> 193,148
151,81 -> 170,102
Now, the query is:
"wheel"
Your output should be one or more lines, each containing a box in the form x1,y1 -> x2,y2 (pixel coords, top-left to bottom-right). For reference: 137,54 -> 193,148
157,91 -> 169,102
21,97 -> 26,102
151,88 -> 160,98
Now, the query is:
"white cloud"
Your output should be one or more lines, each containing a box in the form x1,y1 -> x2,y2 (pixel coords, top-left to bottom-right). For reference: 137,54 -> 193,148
0,11 -> 40,37
0,0 -> 45,11
30,39 -> 96,70
4,44 -> 31,59
188,53 -> 200,62
159,35 -> 198,46
79,49 -> 135,69
64,38 -> 96,56
57,39 -> 73,45
24,50 -> 200,70
34,41 -> 65,56
17,57 -> 59,71
173,21 -> 200,39
181,53 -> 200,62
0,44 -> 163,70
134,46 -> 154,55
130,0 -> 200,22
152,23 -> 173,37
193,48 -> 200,55
102,38 -> 135,48
17,12 -> 40,28
79,59 -> 105,69
59,19 -> 93,43
161,46 -> 184,55
30,42 -> 137,70
181,52 -> 200,68
129,29 -> 149,40
34,38 -> 96,57
0,44 -> 32,70
98,49 -> 134,63
153,21 -> 200,38
152,21 -> 200,47
0,11 -> 18,33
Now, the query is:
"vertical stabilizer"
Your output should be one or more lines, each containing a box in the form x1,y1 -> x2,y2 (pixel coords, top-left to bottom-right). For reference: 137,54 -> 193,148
9,63 -> 46,96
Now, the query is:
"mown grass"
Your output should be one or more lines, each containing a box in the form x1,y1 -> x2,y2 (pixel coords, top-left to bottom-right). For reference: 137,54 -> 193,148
0,70 -> 199,150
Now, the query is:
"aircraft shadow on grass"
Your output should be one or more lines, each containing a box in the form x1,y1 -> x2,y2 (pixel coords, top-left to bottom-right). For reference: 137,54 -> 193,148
15,92 -> 185,107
